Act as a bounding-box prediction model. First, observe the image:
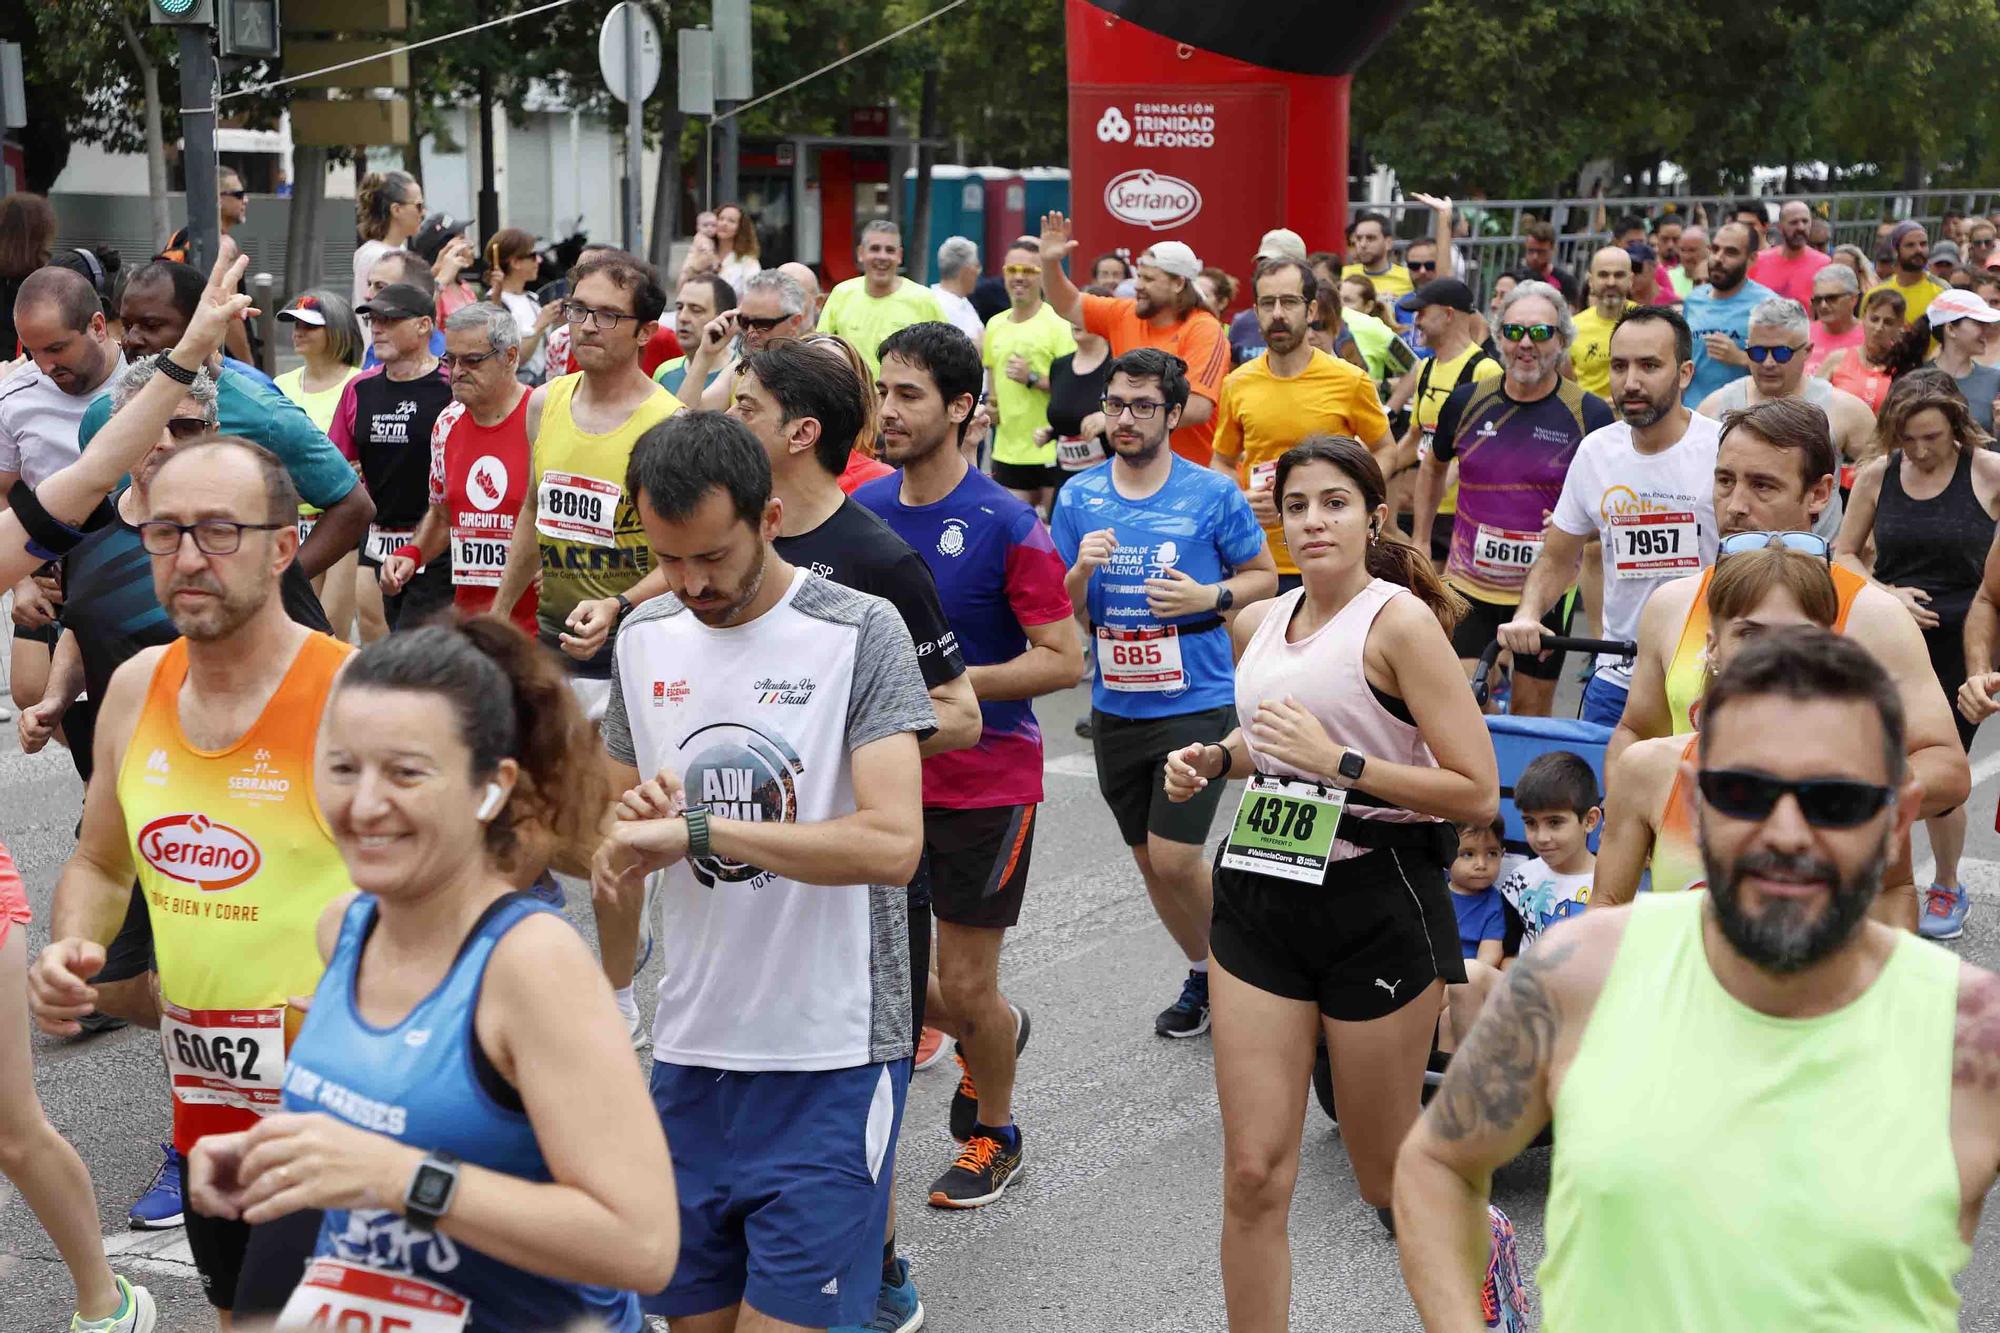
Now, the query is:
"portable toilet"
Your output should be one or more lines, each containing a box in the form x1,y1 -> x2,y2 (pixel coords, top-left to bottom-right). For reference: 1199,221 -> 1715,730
974,167 -> 1027,263
1019,168 -> 1072,236
900,166 -> 986,283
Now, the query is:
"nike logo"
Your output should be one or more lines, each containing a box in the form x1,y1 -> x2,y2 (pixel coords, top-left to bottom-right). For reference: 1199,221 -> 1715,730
1375,977 -> 1401,999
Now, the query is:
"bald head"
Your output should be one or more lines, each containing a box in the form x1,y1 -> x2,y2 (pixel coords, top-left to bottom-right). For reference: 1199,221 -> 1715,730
1778,199 -> 1813,252
779,262 -> 822,324
150,437 -> 300,527
1589,244 -> 1633,310
15,265 -> 101,333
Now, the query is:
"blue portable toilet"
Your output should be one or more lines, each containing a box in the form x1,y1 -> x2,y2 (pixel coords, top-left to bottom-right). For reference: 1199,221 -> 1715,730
900,166 -> 986,283
1019,167 -> 1071,230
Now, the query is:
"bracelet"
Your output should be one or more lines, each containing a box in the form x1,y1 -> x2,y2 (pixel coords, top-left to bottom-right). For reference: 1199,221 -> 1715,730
155,353 -> 199,386
1205,743 -> 1231,781
392,543 -> 423,567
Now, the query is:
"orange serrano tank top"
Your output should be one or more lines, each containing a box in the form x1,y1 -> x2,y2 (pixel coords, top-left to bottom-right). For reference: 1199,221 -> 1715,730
1649,736 -> 1708,895
116,632 -> 353,1150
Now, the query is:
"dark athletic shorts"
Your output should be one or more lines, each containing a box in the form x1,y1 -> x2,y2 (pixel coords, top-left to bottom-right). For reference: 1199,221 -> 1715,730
923,804 -> 1036,929
1091,705 -> 1234,847
1449,589 -> 1578,682
91,884 -> 154,985
991,460 -> 1063,493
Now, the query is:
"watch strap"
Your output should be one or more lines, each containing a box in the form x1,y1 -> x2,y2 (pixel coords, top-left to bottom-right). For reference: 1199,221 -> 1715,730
155,352 -> 199,385
684,806 -> 711,859
404,1149 -> 461,1232
614,592 -> 634,619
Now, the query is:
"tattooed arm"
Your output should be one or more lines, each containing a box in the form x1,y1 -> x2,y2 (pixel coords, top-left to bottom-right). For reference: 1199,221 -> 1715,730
1395,916 -> 1617,1330
1952,963 -> 2000,1242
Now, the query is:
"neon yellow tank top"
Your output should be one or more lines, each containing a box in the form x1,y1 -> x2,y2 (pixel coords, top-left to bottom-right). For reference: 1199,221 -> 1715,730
117,633 -> 354,1150
1544,892 -> 1968,1330
1647,737 -> 1707,894
531,372 -> 679,667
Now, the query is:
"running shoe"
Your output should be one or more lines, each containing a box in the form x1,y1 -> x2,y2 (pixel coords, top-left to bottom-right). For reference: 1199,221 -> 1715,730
623,1001 -> 651,1051
948,1006 -> 1030,1142
1155,969 -> 1210,1038
1921,883 -> 1968,941
913,1025 -> 950,1071
1074,716 -> 1093,740
830,1257 -> 925,1333
127,1145 -> 183,1230
928,1129 -> 1026,1209
70,1274 -> 156,1333
1482,1204 -> 1530,1333
76,1010 -> 129,1036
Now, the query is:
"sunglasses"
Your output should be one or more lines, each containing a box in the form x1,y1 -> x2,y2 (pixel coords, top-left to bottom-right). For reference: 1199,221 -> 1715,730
1717,530 -> 1831,562
440,348 -> 505,371
164,416 -> 212,441
1002,264 -> 1040,277
221,188 -> 248,200
1746,344 -> 1806,364
1808,294 -> 1851,307
1501,322 -> 1558,343
1407,260 -> 1438,274
1697,768 -> 1894,829
737,313 -> 792,333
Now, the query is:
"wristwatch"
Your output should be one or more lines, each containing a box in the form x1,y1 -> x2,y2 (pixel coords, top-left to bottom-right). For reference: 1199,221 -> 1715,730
1026,370 -> 1041,389
1213,584 -> 1234,612
1333,748 -> 1367,790
403,1150 -> 461,1232
614,592 -> 634,619
684,805 -> 712,860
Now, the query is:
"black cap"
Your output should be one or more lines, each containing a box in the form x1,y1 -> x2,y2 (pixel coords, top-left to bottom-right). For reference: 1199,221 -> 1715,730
1397,277 -> 1475,314
356,283 -> 435,322
411,211 -> 470,263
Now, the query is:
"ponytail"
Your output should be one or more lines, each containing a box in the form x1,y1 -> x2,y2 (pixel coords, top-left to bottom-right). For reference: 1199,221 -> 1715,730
1275,434 -> 1469,632
356,170 -> 416,243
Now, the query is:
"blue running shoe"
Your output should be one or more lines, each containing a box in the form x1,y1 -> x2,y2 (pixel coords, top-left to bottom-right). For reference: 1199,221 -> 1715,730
1482,1204 -> 1529,1332
1155,969 -> 1210,1038
1921,883 -> 1968,941
128,1145 -> 183,1230
830,1257 -> 924,1333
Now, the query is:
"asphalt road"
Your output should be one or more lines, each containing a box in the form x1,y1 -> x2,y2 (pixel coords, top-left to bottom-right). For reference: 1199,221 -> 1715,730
5,672 -> 2000,1331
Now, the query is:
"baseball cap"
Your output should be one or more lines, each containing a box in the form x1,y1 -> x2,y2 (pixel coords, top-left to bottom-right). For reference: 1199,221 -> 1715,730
1930,240 -> 1962,266
1255,228 -> 1308,263
356,283 -> 435,322
1396,277 -> 1475,314
1626,242 -> 1658,266
1925,288 -> 2000,326
1138,241 -> 1201,280
412,212 -> 471,263
277,294 -> 328,327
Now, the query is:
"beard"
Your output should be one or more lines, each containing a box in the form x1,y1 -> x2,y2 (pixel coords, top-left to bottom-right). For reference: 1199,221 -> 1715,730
1108,429 -> 1168,465
684,555 -> 767,627
1702,839 -> 1881,974
1711,258 -> 1747,289
1619,383 -> 1678,427
1133,289 -> 1160,318
1262,320 -> 1303,351
166,570 -> 271,643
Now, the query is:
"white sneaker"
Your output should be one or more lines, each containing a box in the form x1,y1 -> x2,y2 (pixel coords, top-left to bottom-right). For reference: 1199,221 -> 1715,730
623,999 -> 650,1051
71,1276 -> 156,1332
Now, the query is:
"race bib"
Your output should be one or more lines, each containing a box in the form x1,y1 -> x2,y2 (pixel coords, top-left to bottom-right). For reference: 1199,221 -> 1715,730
1096,624 -> 1184,692
450,527 -> 510,589
1219,776 -> 1345,885
1608,510 -> 1700,579
160,1002 -> 285,1118
535,471 -> 620,548
362,526 -> 415,567
276,1259 -> 469,1333
1470,524 -> 1543,583
1055,435 -> 1105,471
296,516 -> 317,546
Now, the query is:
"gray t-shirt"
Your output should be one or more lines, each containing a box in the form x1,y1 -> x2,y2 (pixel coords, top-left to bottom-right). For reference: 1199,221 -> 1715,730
1952,363 -> 2000,437
0,355 -> 123,486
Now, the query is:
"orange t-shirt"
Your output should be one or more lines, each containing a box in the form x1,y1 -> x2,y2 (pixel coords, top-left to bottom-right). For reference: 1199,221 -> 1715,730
1082,294 -> 1229,465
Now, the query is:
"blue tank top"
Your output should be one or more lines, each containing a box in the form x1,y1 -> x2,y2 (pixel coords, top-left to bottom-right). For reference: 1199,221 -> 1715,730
283,892 -> 642,1333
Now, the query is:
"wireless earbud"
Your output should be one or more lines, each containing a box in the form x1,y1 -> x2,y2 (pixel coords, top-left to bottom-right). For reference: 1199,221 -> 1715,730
476,783 -> 505,821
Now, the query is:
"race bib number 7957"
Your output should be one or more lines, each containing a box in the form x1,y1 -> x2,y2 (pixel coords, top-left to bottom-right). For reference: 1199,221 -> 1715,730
1607,510 -> 1700,579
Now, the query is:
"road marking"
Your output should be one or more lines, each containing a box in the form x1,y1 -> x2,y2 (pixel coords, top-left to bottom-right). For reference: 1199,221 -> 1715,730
1044,751 -> 1098,779
101,1227 -> 197,1277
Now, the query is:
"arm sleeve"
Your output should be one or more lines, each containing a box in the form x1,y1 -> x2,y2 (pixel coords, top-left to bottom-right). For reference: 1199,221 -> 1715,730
1216,481 -> 1270,568
1211,375 -> 1244,462
1050,488 -> 1081,565
1182,317 -> 1229,407
602,632 -> 637,767
1004,511 -> 1077,628
429,401 -> 463,508
1040,318 -> 1076,373
1430,382 -> 1475,463
848,597 -> 940,750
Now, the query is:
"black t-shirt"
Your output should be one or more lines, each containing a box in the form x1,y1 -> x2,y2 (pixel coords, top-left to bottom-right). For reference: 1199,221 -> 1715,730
772,496 -> 966,691
352,365 -> 454,526
1046,352 -> 1110,440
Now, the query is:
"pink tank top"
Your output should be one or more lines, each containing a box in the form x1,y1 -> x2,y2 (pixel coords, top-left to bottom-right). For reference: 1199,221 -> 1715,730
1234,581 -> 1438,840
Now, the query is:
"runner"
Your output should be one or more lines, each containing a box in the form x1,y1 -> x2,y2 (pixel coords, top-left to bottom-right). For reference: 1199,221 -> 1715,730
1568,247 -> 1635,398
1159,435 -> 1504,1327
983,237 -> 1078,512
1925,289 -> 2000,434
185,621 -> 678,1332
489,249 -> 681,1043
798,331 -> 897,493
377,303 -> 539,637
1803,264 -> 1865,375
595,411 -> 933,1331
1392,277 -> 1500,571
1421,281 -> 1613,716
1868,220 -> 1952,326
272,292 -> 366,640
651,272 -> 735,397
1814,286 -> 1925,413
1051,349 -> 1277,1036
1341,211 -> 1414,305
675,270 -> 814,412
1681,221 -> 1776,406
856,323 -> 1082,1211
818,220 -> 946,376
1748,199 -> 1833,304
1399,629 -> 2000,1332
1039,211 -> 1229,465
1499,307 -> 1721,726
335,282 -> 455,633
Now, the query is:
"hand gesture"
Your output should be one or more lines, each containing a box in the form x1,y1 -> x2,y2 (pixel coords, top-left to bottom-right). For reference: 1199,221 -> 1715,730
1005,353 -> 1033,386
1075,527 -> 1119,572
591,818 -> 690,905
1039,211 -> 1077,264
1245,484 -> 1279,527
1078,411 -> 1107,441
377,552 -> 416,595
1703,332 -> 1748,368
534,300 -> 566,334
28,938 -> 108,1036
1411,191 -> 1454,217
1033,426 -> 1053,447
199,1113 -> 414,1225
1164,742 -> 1212,803
17,697 -> 64,754
1890,584 -> 1939,629
559,597 -> 619,660
698,310 -> 741,360
1496,615 -> 1549,657
1246,697 -> 1340,779
174,253 -> 255,366
1961,672 -> 2000,724
617,767 -> 687,822
1144,565 -> 1219,619
11,575 -> 58,629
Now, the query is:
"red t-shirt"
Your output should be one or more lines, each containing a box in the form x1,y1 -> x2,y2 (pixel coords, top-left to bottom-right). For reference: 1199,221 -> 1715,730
642,326 -> 684,377
429,392 -> 539,636
838,450 -> 894,494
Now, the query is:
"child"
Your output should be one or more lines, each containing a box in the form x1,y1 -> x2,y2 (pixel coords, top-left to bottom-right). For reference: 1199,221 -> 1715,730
1450,818 -> 1508,967
1498,750 -> 1602,948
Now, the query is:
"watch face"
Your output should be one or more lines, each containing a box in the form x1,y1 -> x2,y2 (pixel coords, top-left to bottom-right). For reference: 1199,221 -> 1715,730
411,1163 -> 454,1211
1339,750 -> 1365,779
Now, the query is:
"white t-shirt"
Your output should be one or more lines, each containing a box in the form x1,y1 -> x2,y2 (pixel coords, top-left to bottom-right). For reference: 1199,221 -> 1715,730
1551,412 -> 1722,677
0,355 -> 123,486
931,284 -> 985,345
601,567 -> 936,1072
1498,856 -> 1594,946
497,290 -> 547,380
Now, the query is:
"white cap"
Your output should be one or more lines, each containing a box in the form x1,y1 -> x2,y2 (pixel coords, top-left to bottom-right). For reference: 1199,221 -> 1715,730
1927,288 -> 2000,326
1138,241 -> 1201,280
1256,228 -> 1308,262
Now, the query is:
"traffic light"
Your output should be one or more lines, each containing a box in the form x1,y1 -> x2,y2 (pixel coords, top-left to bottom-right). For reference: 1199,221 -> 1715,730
150,0 -> 215,24
220,0 -> 282,58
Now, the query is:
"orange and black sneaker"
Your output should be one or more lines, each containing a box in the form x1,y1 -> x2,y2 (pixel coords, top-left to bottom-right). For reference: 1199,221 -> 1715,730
928,1127 -> 1026,1209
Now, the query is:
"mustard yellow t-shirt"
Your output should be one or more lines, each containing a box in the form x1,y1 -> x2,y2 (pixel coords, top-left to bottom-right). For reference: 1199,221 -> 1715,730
983,303 -> 1076,467
1867,274 -> 1950,326
1569,303 -> 1634,398
1342,261 -> 1414,305
1416,342 -> 1503,518
1213,348 -> 1389,574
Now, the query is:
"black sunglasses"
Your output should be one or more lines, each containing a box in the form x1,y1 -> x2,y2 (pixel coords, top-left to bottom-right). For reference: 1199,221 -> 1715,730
1406,260 -> 1438,274
1697,768 -> 1894,829
737,313 -> 792,332
164,416 -> 212,441
221,189 -> 248,200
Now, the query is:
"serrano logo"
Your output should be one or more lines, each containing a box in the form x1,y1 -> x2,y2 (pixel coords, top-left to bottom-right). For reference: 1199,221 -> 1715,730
1104,169 -> 1202,232
468,456 -> 509,512
137,814 -> 262,891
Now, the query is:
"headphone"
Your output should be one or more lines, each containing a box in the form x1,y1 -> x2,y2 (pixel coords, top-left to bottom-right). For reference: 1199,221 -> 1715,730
476,783 -> 505,821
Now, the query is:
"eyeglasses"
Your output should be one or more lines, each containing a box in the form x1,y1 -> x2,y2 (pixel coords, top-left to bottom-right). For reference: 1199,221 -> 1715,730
1746,344 -> 1806,364
737,313 -> 792,333
1696,768 -> 1894,829
164,417 -> 212,441
1002,264 -> 1040,277
221,189 -> 248,200
1808,294 -> 1851,307
1501,322 -> 1558,343
1102,397 -> 1167,420
1718,530 -> 1831,562
561,301 -> 641,330
1254,295 -> 1308,313
1406,260 -> 1438,274
440,347 -> 505,371
137,519 -> 289,557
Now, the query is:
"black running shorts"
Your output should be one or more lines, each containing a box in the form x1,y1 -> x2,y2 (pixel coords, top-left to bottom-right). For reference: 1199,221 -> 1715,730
1449,590 -> 1577,682
1090,705 -> 1234,847
923,804 -> 1036,929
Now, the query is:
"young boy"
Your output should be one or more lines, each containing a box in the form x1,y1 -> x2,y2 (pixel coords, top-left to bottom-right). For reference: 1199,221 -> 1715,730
1497,750 -> 1602,948
1449,818 -> 1508,967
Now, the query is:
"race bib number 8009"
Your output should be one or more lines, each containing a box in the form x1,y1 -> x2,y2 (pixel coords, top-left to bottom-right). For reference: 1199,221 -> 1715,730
535,471 -> 620,548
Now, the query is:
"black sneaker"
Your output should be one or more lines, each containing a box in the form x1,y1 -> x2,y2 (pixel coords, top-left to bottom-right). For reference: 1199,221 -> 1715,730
949,1005 -> 1031,1142
1074,716 -> 1094,740
75,1010 -> 128,1037
928,1129 -> 1026,1209
1155,969 -> 1210,1038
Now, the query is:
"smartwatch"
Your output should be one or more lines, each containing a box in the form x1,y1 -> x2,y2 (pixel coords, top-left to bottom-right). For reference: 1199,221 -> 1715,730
403,1149 -> 461,1232
614,592 -> 634,619
684,805 -> 712,860
1213,584 -> 1234,612
1333,748 -> 1367,790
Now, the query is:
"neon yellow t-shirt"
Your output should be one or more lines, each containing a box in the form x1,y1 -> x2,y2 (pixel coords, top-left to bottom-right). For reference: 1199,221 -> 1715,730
1867,274 -> 1950,326
819,277 -> 947,376
983,303 -> 1076,467
1416,342 -> 1502,517
1343,261 -> 1414,305
1569,304 -> 1635,398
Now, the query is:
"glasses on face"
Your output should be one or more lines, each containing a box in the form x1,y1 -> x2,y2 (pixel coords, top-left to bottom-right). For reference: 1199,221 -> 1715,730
1406,260 -> 1438,274
1002,264 -> 1040,277
1809,293 -> 1851,308
1102,397 -> 1167,420
1745,344 -> 1805,364
737,313 -> 791,333
221,189 -> 248,200
1718,530 -> 1831,562
164,417 -> 212,441
440,347 -> 504,371
1696,768 -> 1894,829
1501,322 -> 1558,343
561,301 -> 640,330
137,519 -> 288,557
1254,295 -> 1307,313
